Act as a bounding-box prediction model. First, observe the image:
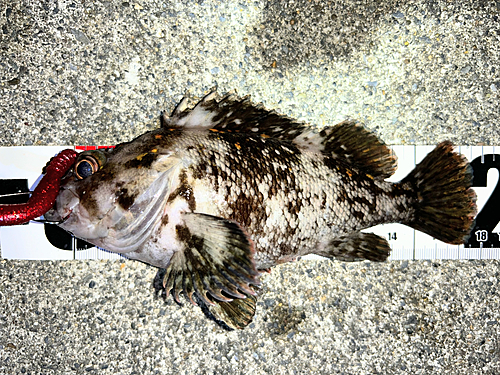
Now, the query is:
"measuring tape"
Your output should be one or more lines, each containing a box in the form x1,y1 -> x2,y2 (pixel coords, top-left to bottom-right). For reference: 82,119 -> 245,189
369,145 -> 500,260
0,145 -> 498,261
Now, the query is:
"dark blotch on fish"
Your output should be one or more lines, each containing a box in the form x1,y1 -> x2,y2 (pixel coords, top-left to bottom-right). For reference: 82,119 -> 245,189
125,152 -> 159,169
168,170 -> 196,211
116,187 -> 137,210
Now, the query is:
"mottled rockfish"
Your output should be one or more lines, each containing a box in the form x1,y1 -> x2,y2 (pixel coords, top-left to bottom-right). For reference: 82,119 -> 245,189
45,92 -> 477,329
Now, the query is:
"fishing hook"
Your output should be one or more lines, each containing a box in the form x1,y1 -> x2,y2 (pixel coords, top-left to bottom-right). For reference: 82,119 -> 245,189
0,149 -> 78,226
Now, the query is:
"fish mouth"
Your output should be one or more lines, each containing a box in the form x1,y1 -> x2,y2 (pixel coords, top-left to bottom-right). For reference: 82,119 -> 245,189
44,206 -> 71,224
44,187 -> 79,223
61,209 -> 73,223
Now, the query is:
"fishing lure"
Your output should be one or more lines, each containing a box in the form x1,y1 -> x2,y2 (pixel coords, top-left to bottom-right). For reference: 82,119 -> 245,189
0,149 -> 77,226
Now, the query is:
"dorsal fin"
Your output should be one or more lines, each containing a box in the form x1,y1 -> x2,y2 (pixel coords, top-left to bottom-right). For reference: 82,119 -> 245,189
162,91 -> 308,141
295,120 -> 397,179
163,92 -> 397,178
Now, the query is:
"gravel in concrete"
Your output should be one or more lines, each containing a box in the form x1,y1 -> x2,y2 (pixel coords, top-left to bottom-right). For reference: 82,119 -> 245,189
1,1 -> 499,374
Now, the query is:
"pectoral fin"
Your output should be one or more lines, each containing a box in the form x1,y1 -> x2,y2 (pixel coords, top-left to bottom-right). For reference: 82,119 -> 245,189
163,213 -> 261,311
205,292 -> 258,330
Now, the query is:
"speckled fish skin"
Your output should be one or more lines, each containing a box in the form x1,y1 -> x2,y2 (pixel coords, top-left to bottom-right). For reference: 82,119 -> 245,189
45,92 -> 476,329
94,125 -> 403,268
155,127 -> 408,269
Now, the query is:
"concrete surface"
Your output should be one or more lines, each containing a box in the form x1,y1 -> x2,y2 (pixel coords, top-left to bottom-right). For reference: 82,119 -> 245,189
1,0 -> 500,374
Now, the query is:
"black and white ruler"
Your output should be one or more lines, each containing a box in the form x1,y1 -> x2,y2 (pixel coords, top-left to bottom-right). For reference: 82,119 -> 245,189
369,145 -> 500,260
0,145 -> 498,261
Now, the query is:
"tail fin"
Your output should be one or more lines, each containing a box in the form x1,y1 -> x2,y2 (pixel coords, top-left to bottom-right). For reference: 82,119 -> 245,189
400,141 -> 477,244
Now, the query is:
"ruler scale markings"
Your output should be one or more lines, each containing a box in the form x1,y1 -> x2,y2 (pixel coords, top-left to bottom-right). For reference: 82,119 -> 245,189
466,147 -> 500,250
1,145 -> 499,260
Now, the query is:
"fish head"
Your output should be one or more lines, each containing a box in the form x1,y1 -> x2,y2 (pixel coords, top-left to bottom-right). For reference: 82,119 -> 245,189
45,140 -> 182,253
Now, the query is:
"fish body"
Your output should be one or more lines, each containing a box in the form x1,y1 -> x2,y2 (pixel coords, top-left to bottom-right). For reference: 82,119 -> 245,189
46,92 -> 476,328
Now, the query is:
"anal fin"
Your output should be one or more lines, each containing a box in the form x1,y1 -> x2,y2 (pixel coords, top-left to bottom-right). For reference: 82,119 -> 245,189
319,232 -> 391,262
163,213 -> 261,314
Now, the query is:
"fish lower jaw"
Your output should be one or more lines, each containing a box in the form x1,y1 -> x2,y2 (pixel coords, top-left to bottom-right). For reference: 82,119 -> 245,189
61,209 -> 73,223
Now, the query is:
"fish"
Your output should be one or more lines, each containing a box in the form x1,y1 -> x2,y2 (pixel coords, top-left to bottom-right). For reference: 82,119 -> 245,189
45,91 -> 477,329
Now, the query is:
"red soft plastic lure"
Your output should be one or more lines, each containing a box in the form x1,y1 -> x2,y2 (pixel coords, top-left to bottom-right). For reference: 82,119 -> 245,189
0,149 -> 78,226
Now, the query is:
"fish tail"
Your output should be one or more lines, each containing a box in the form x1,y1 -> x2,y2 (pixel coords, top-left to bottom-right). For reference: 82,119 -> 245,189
400,141 -> 477,244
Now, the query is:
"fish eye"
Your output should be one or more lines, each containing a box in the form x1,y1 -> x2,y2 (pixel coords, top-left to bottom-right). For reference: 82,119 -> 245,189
74,150 -> 108,180
75,157 -> 99,179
